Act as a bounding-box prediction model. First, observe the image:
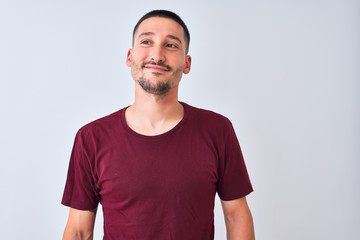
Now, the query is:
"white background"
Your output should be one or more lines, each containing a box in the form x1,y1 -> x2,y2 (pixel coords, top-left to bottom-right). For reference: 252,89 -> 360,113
1,0 -> 359,239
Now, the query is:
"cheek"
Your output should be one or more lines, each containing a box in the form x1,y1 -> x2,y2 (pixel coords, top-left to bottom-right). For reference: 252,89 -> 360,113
131,64 -> 142,76
131,49 -> 149,62
173,60 -> 186,72
130,59 -> 143,78
173,66 -> 184,76
130,52 -> 145,69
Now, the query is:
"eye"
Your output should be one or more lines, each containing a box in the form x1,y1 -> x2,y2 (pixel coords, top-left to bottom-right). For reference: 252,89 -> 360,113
141,40 -> 151,45
166,43 -> 178,48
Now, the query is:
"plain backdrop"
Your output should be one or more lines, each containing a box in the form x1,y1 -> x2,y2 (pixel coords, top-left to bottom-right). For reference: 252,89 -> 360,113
0,0 -> 359,239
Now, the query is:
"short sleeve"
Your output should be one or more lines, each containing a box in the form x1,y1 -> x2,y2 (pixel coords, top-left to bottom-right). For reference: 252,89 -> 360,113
216,121 -> 253,201
61,128 -> 100,210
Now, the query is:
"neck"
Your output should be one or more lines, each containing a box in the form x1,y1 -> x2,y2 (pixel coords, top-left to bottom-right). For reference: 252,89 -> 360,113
125,84 -> 184,135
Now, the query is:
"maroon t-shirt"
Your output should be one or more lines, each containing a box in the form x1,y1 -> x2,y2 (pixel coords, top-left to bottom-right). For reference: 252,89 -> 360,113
62,102 -> 253,240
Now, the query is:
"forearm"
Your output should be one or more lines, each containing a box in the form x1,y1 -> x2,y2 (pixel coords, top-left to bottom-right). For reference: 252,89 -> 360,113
63,228 -> 93,240
225,211 -> 255,240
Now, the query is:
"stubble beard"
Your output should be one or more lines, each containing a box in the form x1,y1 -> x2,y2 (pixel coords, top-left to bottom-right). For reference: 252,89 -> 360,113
137,77 -> 171,96
134,61 -> 184,96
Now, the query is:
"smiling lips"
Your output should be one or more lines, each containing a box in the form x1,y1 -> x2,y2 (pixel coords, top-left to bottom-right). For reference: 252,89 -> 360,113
145,64 -> 169,72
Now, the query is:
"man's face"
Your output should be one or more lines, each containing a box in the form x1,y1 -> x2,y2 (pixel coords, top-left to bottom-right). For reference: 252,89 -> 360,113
126,17 -> 191,96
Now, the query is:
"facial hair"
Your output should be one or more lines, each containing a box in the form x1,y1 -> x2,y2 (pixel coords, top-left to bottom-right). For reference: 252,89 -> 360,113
138,76 -> 171,96
134,60 -> 183,96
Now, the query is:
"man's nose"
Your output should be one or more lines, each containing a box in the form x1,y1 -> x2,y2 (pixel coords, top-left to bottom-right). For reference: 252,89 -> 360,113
150,45 -> 166,63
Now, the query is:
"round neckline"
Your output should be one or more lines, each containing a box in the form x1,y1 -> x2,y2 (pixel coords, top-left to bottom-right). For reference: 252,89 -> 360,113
120,101 -> 189,140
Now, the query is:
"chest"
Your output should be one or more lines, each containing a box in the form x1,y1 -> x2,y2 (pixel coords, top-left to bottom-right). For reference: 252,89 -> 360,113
93,134 -> 220,205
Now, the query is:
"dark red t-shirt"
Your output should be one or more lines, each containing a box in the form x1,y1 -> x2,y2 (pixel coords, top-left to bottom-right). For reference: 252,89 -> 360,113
62,102 -> 253,240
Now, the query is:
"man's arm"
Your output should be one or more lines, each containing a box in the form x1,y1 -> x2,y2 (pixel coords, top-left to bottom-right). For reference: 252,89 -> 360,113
221,196 -> 255,240
63,207 -> 97,240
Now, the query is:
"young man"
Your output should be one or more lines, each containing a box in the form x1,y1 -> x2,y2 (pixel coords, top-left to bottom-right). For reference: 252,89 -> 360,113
62,10 -> 254,240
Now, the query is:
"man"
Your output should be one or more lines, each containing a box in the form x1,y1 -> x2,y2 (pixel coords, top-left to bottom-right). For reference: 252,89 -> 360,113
62,10 -> 254,240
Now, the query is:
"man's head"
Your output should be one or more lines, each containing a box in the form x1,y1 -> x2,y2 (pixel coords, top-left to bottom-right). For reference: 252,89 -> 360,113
132,10 -> 190,54
126,10 -> 192,96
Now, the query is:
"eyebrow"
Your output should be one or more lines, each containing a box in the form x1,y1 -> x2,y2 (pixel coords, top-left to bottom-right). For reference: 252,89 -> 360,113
167,34 -> 182,44
137,32 -> 154,39
137,32 -> 182,44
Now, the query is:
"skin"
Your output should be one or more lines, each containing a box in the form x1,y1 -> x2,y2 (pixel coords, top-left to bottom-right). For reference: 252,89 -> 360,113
63,208 -> 96,240
63,16 -> 255,240
222,197 -> 255,240
125,17 -> 191,136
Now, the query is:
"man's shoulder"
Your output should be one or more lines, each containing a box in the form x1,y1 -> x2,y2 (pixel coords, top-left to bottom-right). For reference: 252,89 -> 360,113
77,107 -> 126,136
182,102 -> 233,133
183,102 -> 231,124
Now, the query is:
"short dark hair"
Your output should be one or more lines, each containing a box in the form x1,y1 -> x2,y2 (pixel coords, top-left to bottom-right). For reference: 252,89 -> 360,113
132,10 -> 190,53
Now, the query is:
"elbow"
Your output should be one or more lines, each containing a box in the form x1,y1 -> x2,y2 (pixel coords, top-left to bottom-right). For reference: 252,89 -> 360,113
63,228 -> 93,240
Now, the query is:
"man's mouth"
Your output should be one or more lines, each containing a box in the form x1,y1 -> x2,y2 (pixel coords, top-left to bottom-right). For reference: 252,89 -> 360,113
145,65 -> 168,72
142,61 -> 172,72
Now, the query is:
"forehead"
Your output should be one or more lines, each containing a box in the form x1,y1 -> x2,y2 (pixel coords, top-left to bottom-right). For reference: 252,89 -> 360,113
135,17 -> 185,40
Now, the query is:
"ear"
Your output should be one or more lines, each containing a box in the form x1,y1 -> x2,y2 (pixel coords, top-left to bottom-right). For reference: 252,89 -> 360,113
126,49 -> 133,67
183,55 -> 192,74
